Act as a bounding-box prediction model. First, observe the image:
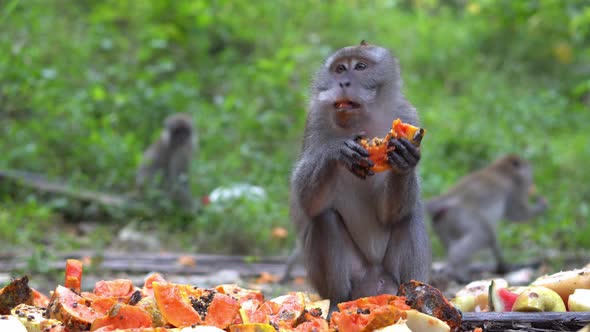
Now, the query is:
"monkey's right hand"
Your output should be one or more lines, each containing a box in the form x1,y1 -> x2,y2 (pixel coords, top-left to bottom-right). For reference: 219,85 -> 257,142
339,136 -> 375,179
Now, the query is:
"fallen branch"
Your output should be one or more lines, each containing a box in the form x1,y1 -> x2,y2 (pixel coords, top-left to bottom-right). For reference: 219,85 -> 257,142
461,312 -> 590,332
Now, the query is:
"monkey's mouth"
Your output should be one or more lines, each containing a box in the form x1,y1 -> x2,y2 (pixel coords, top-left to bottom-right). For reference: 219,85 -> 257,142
334,99 -> 362,111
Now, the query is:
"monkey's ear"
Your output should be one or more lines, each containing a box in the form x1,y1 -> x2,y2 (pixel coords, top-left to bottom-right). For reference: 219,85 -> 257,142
360,40 -> 369,46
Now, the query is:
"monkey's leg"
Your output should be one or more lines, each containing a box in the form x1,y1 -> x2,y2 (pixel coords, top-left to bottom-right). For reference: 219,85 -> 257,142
301,209 -> 364,310
446,232 -> 486,283
490,234 -> 509,274
382,216 -> 431,292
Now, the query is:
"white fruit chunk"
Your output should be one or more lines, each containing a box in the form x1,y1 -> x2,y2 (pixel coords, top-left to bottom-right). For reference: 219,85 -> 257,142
568,289 -> 590,311
0,315 -> 27,332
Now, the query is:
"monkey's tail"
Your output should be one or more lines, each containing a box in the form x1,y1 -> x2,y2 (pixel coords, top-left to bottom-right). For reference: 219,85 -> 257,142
425,198 -> 450,223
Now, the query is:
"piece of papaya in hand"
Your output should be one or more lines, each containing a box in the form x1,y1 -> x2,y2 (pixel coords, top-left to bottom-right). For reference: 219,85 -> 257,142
357,118 -> 426,172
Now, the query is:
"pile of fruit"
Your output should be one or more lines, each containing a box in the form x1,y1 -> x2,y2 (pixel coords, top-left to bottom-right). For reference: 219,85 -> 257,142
0,260 -> 462,332
451,266 -> 590,313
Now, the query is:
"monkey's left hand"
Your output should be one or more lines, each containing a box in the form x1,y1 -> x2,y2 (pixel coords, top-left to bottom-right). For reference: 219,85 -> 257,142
387,138 -> 421,174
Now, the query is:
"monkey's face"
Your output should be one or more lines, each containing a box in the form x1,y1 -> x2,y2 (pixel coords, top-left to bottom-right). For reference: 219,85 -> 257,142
502,154 -> 533,185
313,44 -> 399,115
170,125 -> 192,145
163,113 -> 194,147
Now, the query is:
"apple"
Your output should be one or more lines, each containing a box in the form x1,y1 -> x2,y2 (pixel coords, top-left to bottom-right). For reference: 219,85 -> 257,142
568,289 -> 590,311
404,309 -> 450,332
531,268 -> 590,304
454,278 -> 508,311
451,294 -> 476,312
512,286 -> 566,312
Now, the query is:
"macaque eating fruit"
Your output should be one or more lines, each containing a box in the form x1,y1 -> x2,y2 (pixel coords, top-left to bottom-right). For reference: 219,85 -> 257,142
290,41 -> 431,309
426,154 -> 548,282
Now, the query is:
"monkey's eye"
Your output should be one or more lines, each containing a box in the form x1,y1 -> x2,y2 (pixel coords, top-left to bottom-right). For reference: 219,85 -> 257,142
354,62 -> 368,71
335,64 -> 347,74
511,159 -> 520,168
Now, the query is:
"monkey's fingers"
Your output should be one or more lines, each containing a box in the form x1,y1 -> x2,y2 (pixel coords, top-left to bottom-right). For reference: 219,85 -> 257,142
387,150 -> 411,174
388,138 -> 420,163
344,139 -> 370,158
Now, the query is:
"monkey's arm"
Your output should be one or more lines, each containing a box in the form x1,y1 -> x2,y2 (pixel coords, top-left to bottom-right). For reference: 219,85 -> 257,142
380,171 -> 420,222
505,190 -> 548,221
291,151 -> 339,218
292,137 -> 373,218
379,138 -> 421,222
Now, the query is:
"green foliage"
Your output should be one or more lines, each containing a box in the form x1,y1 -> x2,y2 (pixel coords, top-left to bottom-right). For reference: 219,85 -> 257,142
0,0 -> 588,260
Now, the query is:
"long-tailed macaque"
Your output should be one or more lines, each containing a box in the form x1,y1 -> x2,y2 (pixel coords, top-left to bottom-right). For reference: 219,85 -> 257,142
290,41 -> 431,307
426,154 -> 548,281
136,113 -> 196,210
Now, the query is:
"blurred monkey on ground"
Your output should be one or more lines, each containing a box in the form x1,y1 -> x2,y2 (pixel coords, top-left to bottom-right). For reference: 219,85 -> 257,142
426,154 -> 548,282
136,113 -> 197,211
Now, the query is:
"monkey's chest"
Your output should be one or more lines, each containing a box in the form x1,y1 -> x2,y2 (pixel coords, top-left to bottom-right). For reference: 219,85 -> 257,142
332,178 -> 391,264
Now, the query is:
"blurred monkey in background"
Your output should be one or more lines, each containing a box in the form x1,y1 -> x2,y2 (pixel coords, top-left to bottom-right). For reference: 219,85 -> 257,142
136,113 -> 197,211
426,154 -> 548,281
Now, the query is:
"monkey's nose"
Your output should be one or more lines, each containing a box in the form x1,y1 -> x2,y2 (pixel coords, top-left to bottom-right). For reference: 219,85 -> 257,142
339,81 -> 351,88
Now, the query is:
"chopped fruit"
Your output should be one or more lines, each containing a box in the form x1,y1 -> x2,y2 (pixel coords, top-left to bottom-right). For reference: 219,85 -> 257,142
567,289 -> 590,311
331,294 -> 409,332
489,280 -> 520,312
405,309 -> 450,332
358,118 -> 426,172
31,288 -> 50,308
11,303 -> 66,332
94,279 -> 136,298
65,259 -> 83,294
531,268 -> 590,304
512,286 -> 566,312
46,285 -> 101,331
152,281 -> 202,328
0,276 -> 34,315
0,314 -> 28,332
398,280 -> 462,332
90,303 -> 152,331
229,323 -> 277,332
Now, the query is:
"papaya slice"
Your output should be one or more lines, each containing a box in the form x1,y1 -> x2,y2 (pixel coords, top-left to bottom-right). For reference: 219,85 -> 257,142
90,297 -> 119,316
152,281 -> 203,327
143,273 -> 167,297
358,118 -> 426,172
0,276 -> 34,314
246,292 -> 305,330
31,288 -> 50,308
293,308 -> 330,332
65,259 -> 83,294
216,284 -> 264,325
215,284 -> 264,310
330,294 -> 409,332
202,292 -> 240,329
137,296 -> 166,327
46,285 -> 101,331
90,303 -> 152,331
229,323 -> 277,332
94,279 -> 136,298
